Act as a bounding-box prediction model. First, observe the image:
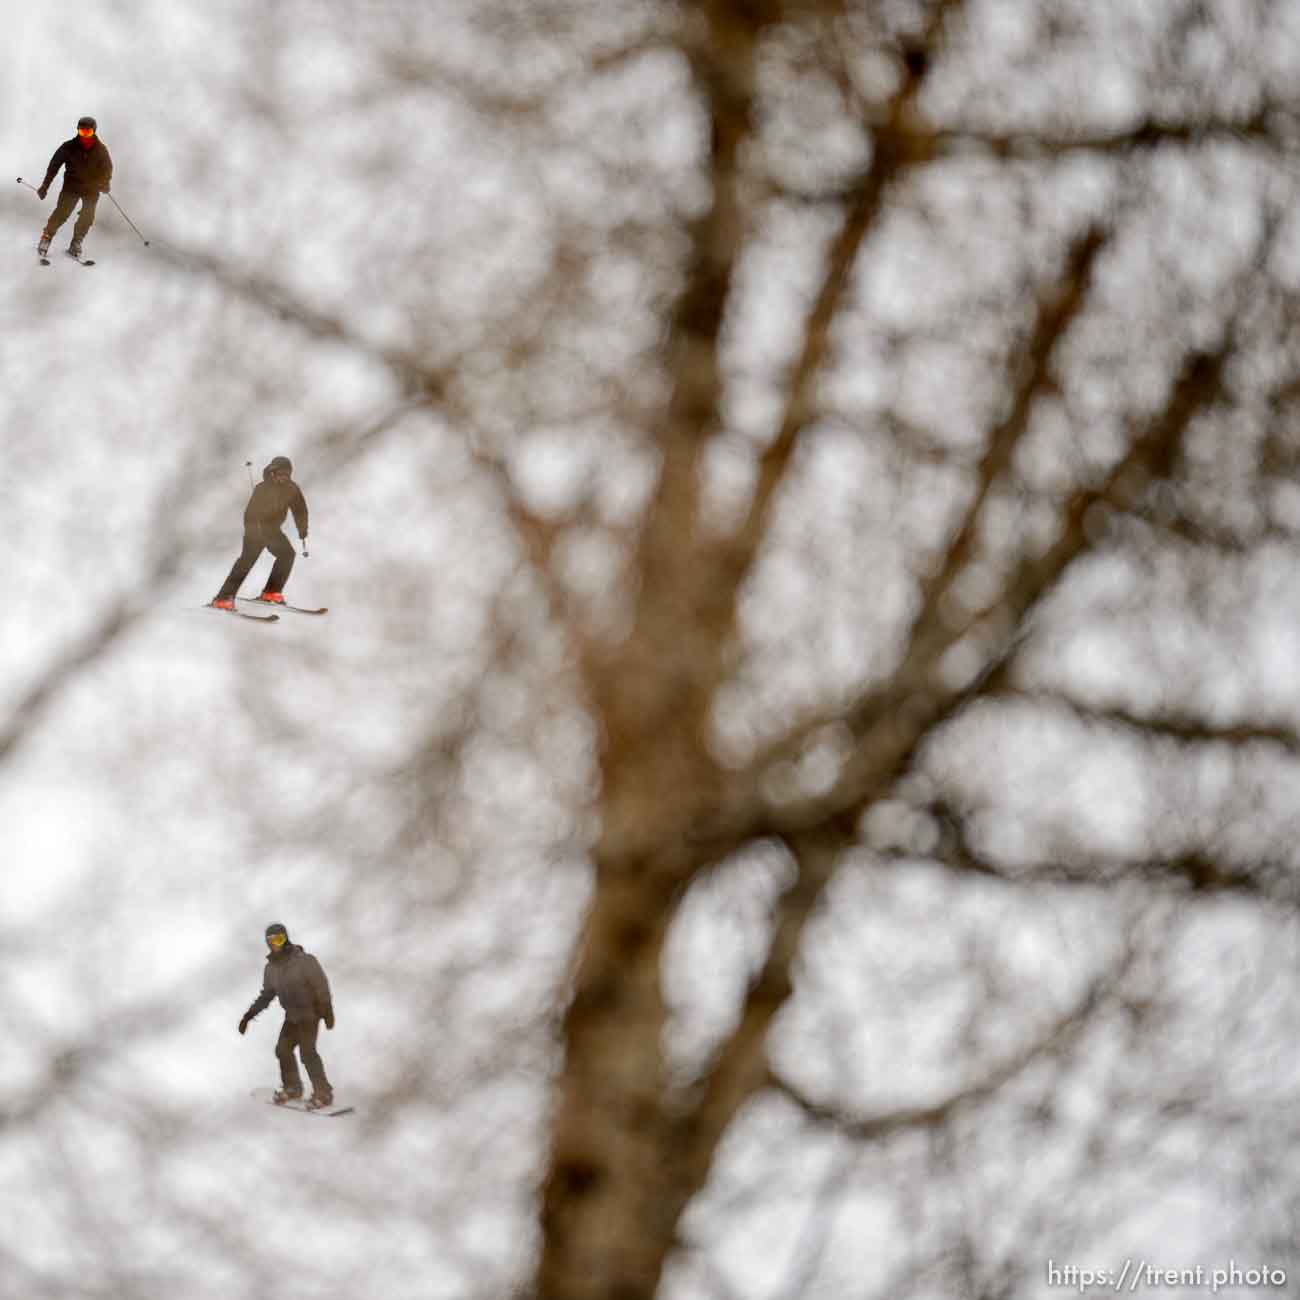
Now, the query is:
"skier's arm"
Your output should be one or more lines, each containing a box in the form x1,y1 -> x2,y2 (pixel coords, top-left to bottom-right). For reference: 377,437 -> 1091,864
40,144 -> 66,195
239,985 -> 273,1034
291,488 -> 308,540
99,146 -> 112,193
309,956 -> 333,1027
244,971 -> 276,1022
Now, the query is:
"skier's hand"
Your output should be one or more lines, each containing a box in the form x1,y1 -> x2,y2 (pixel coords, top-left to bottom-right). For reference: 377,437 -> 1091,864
37,185 -> 47,200
238,1015 -> 250,1036
324,1013 -> 335,1031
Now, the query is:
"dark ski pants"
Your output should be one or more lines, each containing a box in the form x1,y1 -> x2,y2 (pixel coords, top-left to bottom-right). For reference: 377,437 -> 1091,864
216,526 -> 295,601
275,1016 -> 331,1095
44,187 -> 99,245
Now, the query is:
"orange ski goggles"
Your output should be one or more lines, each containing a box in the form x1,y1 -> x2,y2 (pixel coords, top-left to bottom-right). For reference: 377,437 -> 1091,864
77,127 -> 95,137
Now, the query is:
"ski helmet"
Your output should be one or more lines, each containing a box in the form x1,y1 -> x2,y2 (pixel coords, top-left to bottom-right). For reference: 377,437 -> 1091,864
77,116 -> 97,133
266,455 -> 293,477
265,922 -> 290,949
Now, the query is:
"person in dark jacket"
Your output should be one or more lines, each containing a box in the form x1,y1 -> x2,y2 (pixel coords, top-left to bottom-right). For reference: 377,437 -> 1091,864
211,455 -> 309,609
37,116 -> 113,260
239,922 -> 335,1107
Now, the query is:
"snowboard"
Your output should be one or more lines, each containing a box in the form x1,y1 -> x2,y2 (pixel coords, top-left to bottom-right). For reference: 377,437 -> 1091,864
251,1086 -> 355,1117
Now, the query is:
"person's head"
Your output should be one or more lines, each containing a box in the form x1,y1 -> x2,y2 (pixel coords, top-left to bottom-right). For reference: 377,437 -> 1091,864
266,455 -> 292,483
265,922 -> 290,954
77,117 -> 97,145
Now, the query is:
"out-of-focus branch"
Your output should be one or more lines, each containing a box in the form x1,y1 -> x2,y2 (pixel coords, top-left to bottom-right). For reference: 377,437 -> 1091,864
768,955 -> 1118,1141
0,428 -> 243,769
907,226 -> 1105,654
538,6 -> 776,1297
652,823 -> 850,1227
762,111 -> 1297,210
991,687 -> 1300,759
151,244 -> 457,403
894,814 -> 1300,909
931,107 -> 1292,161
707,343 -> 1232,852
654,832 -> 1133,1297
0,966 -> 228,1132
0,600 -> 139,766
369,31 -> 681,121
730,3 -> 958,564
581,0 -> 773,863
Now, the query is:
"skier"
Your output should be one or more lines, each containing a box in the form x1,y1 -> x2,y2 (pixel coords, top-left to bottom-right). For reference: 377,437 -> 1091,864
238,922 -> 335,1108
211,456 -> 309,610
36,116 -> 113,261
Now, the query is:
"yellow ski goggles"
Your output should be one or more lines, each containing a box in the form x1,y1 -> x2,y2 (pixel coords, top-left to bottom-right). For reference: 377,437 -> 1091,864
267,932 -> 287,949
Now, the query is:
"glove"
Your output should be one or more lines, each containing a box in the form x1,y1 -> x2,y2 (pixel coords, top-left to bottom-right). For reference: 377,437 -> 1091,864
102,183 -> 110,194
37,185 -> 47,200
238,1015 -> 250,1036
324,1012 -> 335,1031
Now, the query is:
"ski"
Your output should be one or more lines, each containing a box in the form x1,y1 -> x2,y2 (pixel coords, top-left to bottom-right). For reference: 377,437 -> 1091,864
207,603 -> 279,623
65,250 -> 95,266
251,1088 -> 353,1117
239,597 -> 328,616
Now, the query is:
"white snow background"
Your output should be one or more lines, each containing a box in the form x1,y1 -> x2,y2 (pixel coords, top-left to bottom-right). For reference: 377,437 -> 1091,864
1,4 -> 597,1296
2,2 -> 1300,1298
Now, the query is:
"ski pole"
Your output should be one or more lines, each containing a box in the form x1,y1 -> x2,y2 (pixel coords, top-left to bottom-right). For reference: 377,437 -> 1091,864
244,460 -> 255,492
15,178 -> 41,195
107,192 -> 150,246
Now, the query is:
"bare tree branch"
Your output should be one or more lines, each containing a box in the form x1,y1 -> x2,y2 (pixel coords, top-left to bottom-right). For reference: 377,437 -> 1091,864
711,341 -> 1233,851
768,954 -> 1119,1143
931,106 -> 1296,161
991,686 -> 1300,759
893,821 -> 1300,910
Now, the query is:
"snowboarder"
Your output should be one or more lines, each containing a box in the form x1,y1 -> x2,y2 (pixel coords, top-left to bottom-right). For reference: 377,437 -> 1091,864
238,922 -> 335,1108
211,456 -> 309,610
36,116 -> 113,261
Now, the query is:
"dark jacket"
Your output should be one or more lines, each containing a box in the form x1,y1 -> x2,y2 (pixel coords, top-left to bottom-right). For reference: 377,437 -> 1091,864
245,465 -> 308,537
43,137 -> 113,196
244,943 -> 333,1024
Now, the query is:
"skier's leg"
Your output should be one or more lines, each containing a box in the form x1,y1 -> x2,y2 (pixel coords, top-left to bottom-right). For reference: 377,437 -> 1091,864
297,1018 -> 332,1098
262,529 -> 296,595
44,186 -> 78,239
70,193 -> 99,252
274,1018 -> 303,1095
215,532 -> 267,602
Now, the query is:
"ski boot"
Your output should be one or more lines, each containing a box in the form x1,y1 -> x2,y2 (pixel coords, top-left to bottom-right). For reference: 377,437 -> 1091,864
37,232 -> 51,259
210,597 -> 236,610
67,238 -> 84,260
255,591 -> 286,604
272,1087 -> 304,1105
304,1089 -> 334,1111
